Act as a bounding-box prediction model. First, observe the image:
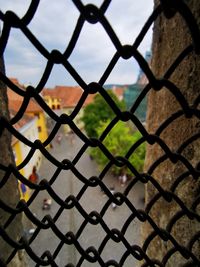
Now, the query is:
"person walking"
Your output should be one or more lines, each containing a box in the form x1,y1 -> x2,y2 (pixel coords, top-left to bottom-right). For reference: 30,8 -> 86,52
118,173 -> 127,187
121,174 -> 127,187
110,186 -> 117,210
42,198 -> 52,210
28,166 -> 39,184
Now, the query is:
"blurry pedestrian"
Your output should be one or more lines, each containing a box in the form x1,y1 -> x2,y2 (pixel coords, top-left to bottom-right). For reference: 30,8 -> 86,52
119,173 -> 127,187
110,186 -> 117,210
20,182 -> 27,198
69,130 -> 75,145
28,166 -> 39,184
42,198 -> 52,210
56,134 -> 62,144
121,174 -> 127,187
118,175 -> 122,185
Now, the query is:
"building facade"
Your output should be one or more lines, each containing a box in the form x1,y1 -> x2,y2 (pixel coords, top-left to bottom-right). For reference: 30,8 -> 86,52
8,79 -> 49,200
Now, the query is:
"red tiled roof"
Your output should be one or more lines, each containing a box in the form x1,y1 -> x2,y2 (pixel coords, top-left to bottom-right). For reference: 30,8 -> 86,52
8,88 -> 43,113
10,78 -> 19,84
9,99 -> 23,113
42,88 -> 58,98
56,86 -> 83,108
26,100 -> 43,113
7,88 -> 24,101
42,86 -> 95,108
10,78 -> 22,87
8,78 -> 95,113
84,94 -> 96,106
9,77 -> 26,91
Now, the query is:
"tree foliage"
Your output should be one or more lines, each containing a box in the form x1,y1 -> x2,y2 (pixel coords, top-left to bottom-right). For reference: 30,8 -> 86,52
82,90 -> 125,138
90,120 -> 146,176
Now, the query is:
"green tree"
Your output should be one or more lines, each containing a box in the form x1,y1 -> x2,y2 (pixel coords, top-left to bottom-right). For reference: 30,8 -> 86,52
90,120 -> 145,176
82,90 -> 125,138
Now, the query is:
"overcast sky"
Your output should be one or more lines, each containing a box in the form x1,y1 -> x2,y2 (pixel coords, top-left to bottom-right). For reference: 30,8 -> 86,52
0,1 -> 153,88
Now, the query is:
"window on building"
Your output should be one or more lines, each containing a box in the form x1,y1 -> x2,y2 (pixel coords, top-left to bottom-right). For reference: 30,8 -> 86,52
38,126 -> 42,132
34,113 -> 40,119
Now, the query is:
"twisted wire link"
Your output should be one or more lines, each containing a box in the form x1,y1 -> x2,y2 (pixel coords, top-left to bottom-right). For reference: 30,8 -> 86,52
0,0 -> 200,266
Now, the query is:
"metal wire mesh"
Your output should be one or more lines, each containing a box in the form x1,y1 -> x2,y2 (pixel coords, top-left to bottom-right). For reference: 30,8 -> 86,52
0,1 -> 200,266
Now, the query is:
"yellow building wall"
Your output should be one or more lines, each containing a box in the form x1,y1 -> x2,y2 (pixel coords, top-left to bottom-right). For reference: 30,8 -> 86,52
12,141 -> 29,202
44,95 -> 61,110
37,112 -> 49,145
13,141 -> 24,175
12,116 -> 45,202
44,95 -> 51,108
52,97 -> 61,109
28,111 -> 49,147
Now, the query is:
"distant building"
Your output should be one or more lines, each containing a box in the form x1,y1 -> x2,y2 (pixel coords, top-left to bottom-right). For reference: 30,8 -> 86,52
124,84 -> 147,122
9,104 -> 41,177
109,85 -> 126,101
26,100 -> 49,146
7,78 -> 49,199
7,80 -> 49,147
124,51 -> 152,122
137,51 -> 152,85
12,115 -> 40,201
42,89 -> 61,111
42,85 -> 127,133
42,86 -> 95,133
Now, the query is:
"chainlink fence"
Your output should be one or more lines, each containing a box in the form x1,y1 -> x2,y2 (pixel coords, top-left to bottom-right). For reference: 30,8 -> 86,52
0,1 -> 200,266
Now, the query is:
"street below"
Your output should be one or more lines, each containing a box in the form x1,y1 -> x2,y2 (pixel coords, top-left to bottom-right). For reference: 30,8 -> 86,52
25,129 -> 145,267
